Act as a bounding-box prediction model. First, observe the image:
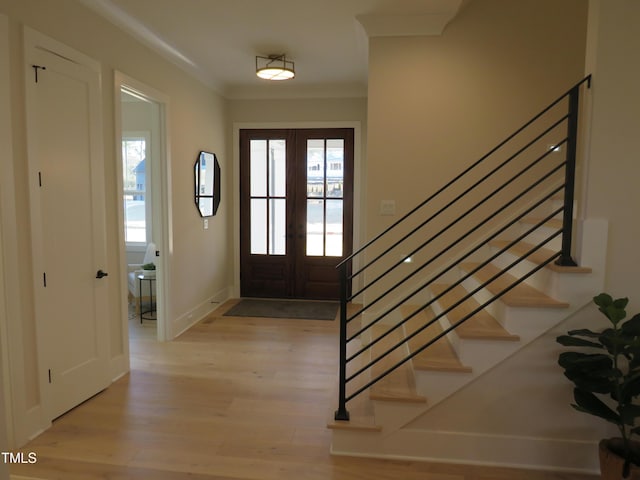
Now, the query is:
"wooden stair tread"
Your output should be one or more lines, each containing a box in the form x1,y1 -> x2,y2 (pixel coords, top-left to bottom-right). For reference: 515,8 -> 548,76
369,325 -> 426,403
430,285 -> 519,341
489,240 -> 592,273
400,305 -> 471,372
460,263 -> 569,308
327,415 -> 381,432
326,388 -> 380,431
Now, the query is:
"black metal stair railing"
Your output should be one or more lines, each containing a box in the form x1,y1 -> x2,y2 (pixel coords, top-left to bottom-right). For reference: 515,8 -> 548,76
334,75 -> 592,421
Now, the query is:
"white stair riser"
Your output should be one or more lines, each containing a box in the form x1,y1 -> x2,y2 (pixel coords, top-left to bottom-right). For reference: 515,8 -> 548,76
458,273 -> 573,335
428,295 -> 461,355
519,223 -> 563,251
489,247 -> 559,294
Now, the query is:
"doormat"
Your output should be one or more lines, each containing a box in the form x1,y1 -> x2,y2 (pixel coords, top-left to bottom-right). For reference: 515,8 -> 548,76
223,299 -> 338,321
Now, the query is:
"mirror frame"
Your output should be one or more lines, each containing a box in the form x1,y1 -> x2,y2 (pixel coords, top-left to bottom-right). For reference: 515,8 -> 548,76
194,151 -> 221,217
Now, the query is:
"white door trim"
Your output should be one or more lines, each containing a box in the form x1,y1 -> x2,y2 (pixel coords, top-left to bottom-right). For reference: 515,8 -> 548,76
114,71 -> 173,342
232,121 -> 363,299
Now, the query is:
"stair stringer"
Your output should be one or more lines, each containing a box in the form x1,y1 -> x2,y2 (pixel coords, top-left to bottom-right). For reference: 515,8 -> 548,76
330,219 -> 609,472
331,302 -> 609,473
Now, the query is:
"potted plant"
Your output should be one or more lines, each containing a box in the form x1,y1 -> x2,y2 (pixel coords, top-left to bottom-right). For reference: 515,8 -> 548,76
557,293 -> 640,479
141,262 -> 156,277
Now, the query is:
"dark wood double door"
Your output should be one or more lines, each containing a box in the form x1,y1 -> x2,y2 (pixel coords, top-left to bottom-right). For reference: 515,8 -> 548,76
240,128 -> 354,300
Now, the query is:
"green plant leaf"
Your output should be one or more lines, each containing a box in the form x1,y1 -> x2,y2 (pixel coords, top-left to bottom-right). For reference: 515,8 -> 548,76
564,370 -> 617,395
603,305 -> 627,325
613,297 -> 630,310
600,329 -> 623,354
622,314 -> 640,336
558,352 -> 612,369
594,294 -> 628,324
573,388 -> 620,425
560,356 -> 617,395
566,328 -> 604,338
556,335 -> 602,348
594,293 -> 614,308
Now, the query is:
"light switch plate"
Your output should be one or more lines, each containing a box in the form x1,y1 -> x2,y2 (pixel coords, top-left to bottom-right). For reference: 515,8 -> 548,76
380,200 -> 396,216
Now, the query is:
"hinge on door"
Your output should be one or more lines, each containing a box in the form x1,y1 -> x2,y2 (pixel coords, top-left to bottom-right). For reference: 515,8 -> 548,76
38,171 -> 42,187
43,272 -> 47,287
48,369 -> 52,383
32,64 -> 46,83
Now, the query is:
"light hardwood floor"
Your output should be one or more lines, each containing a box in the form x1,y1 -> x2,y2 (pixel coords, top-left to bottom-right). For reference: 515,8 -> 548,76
11,300 -> 597,480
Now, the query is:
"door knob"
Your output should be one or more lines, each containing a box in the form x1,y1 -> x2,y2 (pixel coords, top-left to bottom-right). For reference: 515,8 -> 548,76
96,269 -> 109,279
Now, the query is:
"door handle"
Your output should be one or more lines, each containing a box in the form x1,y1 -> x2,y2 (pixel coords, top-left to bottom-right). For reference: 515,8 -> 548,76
96,269 -> 109,279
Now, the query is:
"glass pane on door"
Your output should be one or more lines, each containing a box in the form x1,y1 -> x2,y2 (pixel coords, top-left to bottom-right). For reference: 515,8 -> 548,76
326,139 -> 344,198
306,139 -> 344,257
250,139 -> 287,256
326,199 -> 343,256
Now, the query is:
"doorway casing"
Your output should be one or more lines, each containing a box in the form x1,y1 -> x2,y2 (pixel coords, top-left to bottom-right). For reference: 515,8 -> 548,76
114,72 -> 173,344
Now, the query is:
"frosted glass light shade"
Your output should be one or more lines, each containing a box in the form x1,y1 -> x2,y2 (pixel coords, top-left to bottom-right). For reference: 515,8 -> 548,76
256,54 -> 295,81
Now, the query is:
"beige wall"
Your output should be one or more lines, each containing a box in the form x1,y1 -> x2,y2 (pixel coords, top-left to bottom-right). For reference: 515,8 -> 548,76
0,0 -> 228,445
583,0 -> 640,311
366,0 -> 587,240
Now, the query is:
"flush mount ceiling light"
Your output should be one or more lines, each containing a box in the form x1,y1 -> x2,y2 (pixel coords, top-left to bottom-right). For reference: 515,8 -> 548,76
255,54 -> 295,81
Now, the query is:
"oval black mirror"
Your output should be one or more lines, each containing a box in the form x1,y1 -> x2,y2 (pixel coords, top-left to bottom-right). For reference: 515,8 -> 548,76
194,151 -> 220,217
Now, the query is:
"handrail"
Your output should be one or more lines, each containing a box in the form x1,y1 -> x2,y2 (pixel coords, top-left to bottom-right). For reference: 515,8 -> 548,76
334,75 -> 591,422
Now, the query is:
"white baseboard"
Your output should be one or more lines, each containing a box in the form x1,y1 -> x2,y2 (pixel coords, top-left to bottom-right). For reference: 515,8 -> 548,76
332,428 -> 600,474
10,405 -> 47,449
172,287 -> 229,338
109,354 -> 129,383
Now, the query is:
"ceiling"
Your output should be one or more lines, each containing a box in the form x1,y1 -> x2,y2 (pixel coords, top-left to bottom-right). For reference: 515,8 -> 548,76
81,0 -> 468,99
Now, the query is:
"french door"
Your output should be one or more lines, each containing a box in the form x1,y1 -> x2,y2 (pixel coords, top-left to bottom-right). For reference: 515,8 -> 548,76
240,128 -> 354,300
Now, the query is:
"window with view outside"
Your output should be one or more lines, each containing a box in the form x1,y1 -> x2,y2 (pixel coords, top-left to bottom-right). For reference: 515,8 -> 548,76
122,137 -> 149,244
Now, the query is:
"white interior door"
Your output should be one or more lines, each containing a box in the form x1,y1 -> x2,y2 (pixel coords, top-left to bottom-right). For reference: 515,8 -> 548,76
25,30 -> 110,421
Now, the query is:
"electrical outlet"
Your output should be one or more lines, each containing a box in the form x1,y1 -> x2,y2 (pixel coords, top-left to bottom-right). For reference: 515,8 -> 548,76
203,219 -> 209,230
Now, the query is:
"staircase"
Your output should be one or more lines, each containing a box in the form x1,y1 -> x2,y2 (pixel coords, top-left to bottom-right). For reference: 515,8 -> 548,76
328,76 -> 608,472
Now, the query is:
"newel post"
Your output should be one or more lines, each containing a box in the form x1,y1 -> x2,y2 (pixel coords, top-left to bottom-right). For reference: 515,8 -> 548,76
334,262 -> 350,421
556,83 -> 583,267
